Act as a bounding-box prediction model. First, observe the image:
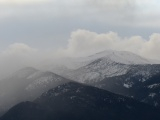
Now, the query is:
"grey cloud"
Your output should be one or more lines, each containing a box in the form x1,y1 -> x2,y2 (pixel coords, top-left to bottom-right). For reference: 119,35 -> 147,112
86,0 -> 135,11
85,0 -> 136,24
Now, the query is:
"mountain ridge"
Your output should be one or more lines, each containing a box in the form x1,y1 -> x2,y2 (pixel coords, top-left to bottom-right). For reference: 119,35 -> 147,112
1,82 -> 160,120
0,67 -> 70,116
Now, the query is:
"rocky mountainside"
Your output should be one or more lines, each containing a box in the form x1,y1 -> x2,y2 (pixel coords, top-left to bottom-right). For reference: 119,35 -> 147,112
93,64 -> 160,107
1,82 -> 160,120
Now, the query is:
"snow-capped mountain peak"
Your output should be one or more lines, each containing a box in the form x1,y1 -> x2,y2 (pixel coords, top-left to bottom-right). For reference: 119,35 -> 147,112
87,50 -> 153,65
45,50 -> 159,77
47,50 -> 159,84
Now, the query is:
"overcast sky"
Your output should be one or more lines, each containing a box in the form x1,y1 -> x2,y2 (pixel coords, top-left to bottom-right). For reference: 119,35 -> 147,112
0,0 -> 160,78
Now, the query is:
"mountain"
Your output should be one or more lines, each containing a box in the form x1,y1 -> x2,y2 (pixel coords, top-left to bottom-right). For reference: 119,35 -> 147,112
0,67 -> 70,116
85,50 -> 154,64
48,50 -> 160,107
51,50 -> 157,83
93,64 -> 160,107
1,82 -> 160,120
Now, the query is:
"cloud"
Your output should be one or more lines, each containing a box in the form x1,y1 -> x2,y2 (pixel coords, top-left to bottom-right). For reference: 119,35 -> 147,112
0,43 -> 38,78
84,0 -> 136,24
0,43 -> 64,79
86,0 -> 135,13
140,34 -> 160,59
64,29 -> 160,60
0,30 -> 160,79
0,0 -> 49,5
84,0 -> 160,27
1,43 -> 37,55
0,0 -> 159,26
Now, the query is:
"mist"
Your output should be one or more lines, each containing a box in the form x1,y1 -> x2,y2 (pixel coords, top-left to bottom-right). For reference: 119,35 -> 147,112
0,29 -> 160,80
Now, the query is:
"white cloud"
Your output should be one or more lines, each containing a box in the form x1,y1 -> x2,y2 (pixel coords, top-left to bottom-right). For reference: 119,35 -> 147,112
140,34 -> 160,59
1,43 -> 37,55
0,43 -> 41,79
64,29 -> 160,60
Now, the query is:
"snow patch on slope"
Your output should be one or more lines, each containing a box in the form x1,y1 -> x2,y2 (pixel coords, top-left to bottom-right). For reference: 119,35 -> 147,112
149,93 -> 156,98
123,83 -> 133,88
27,77 -> 58,90
148,84 -> 160,89
69,58 -> 130,83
